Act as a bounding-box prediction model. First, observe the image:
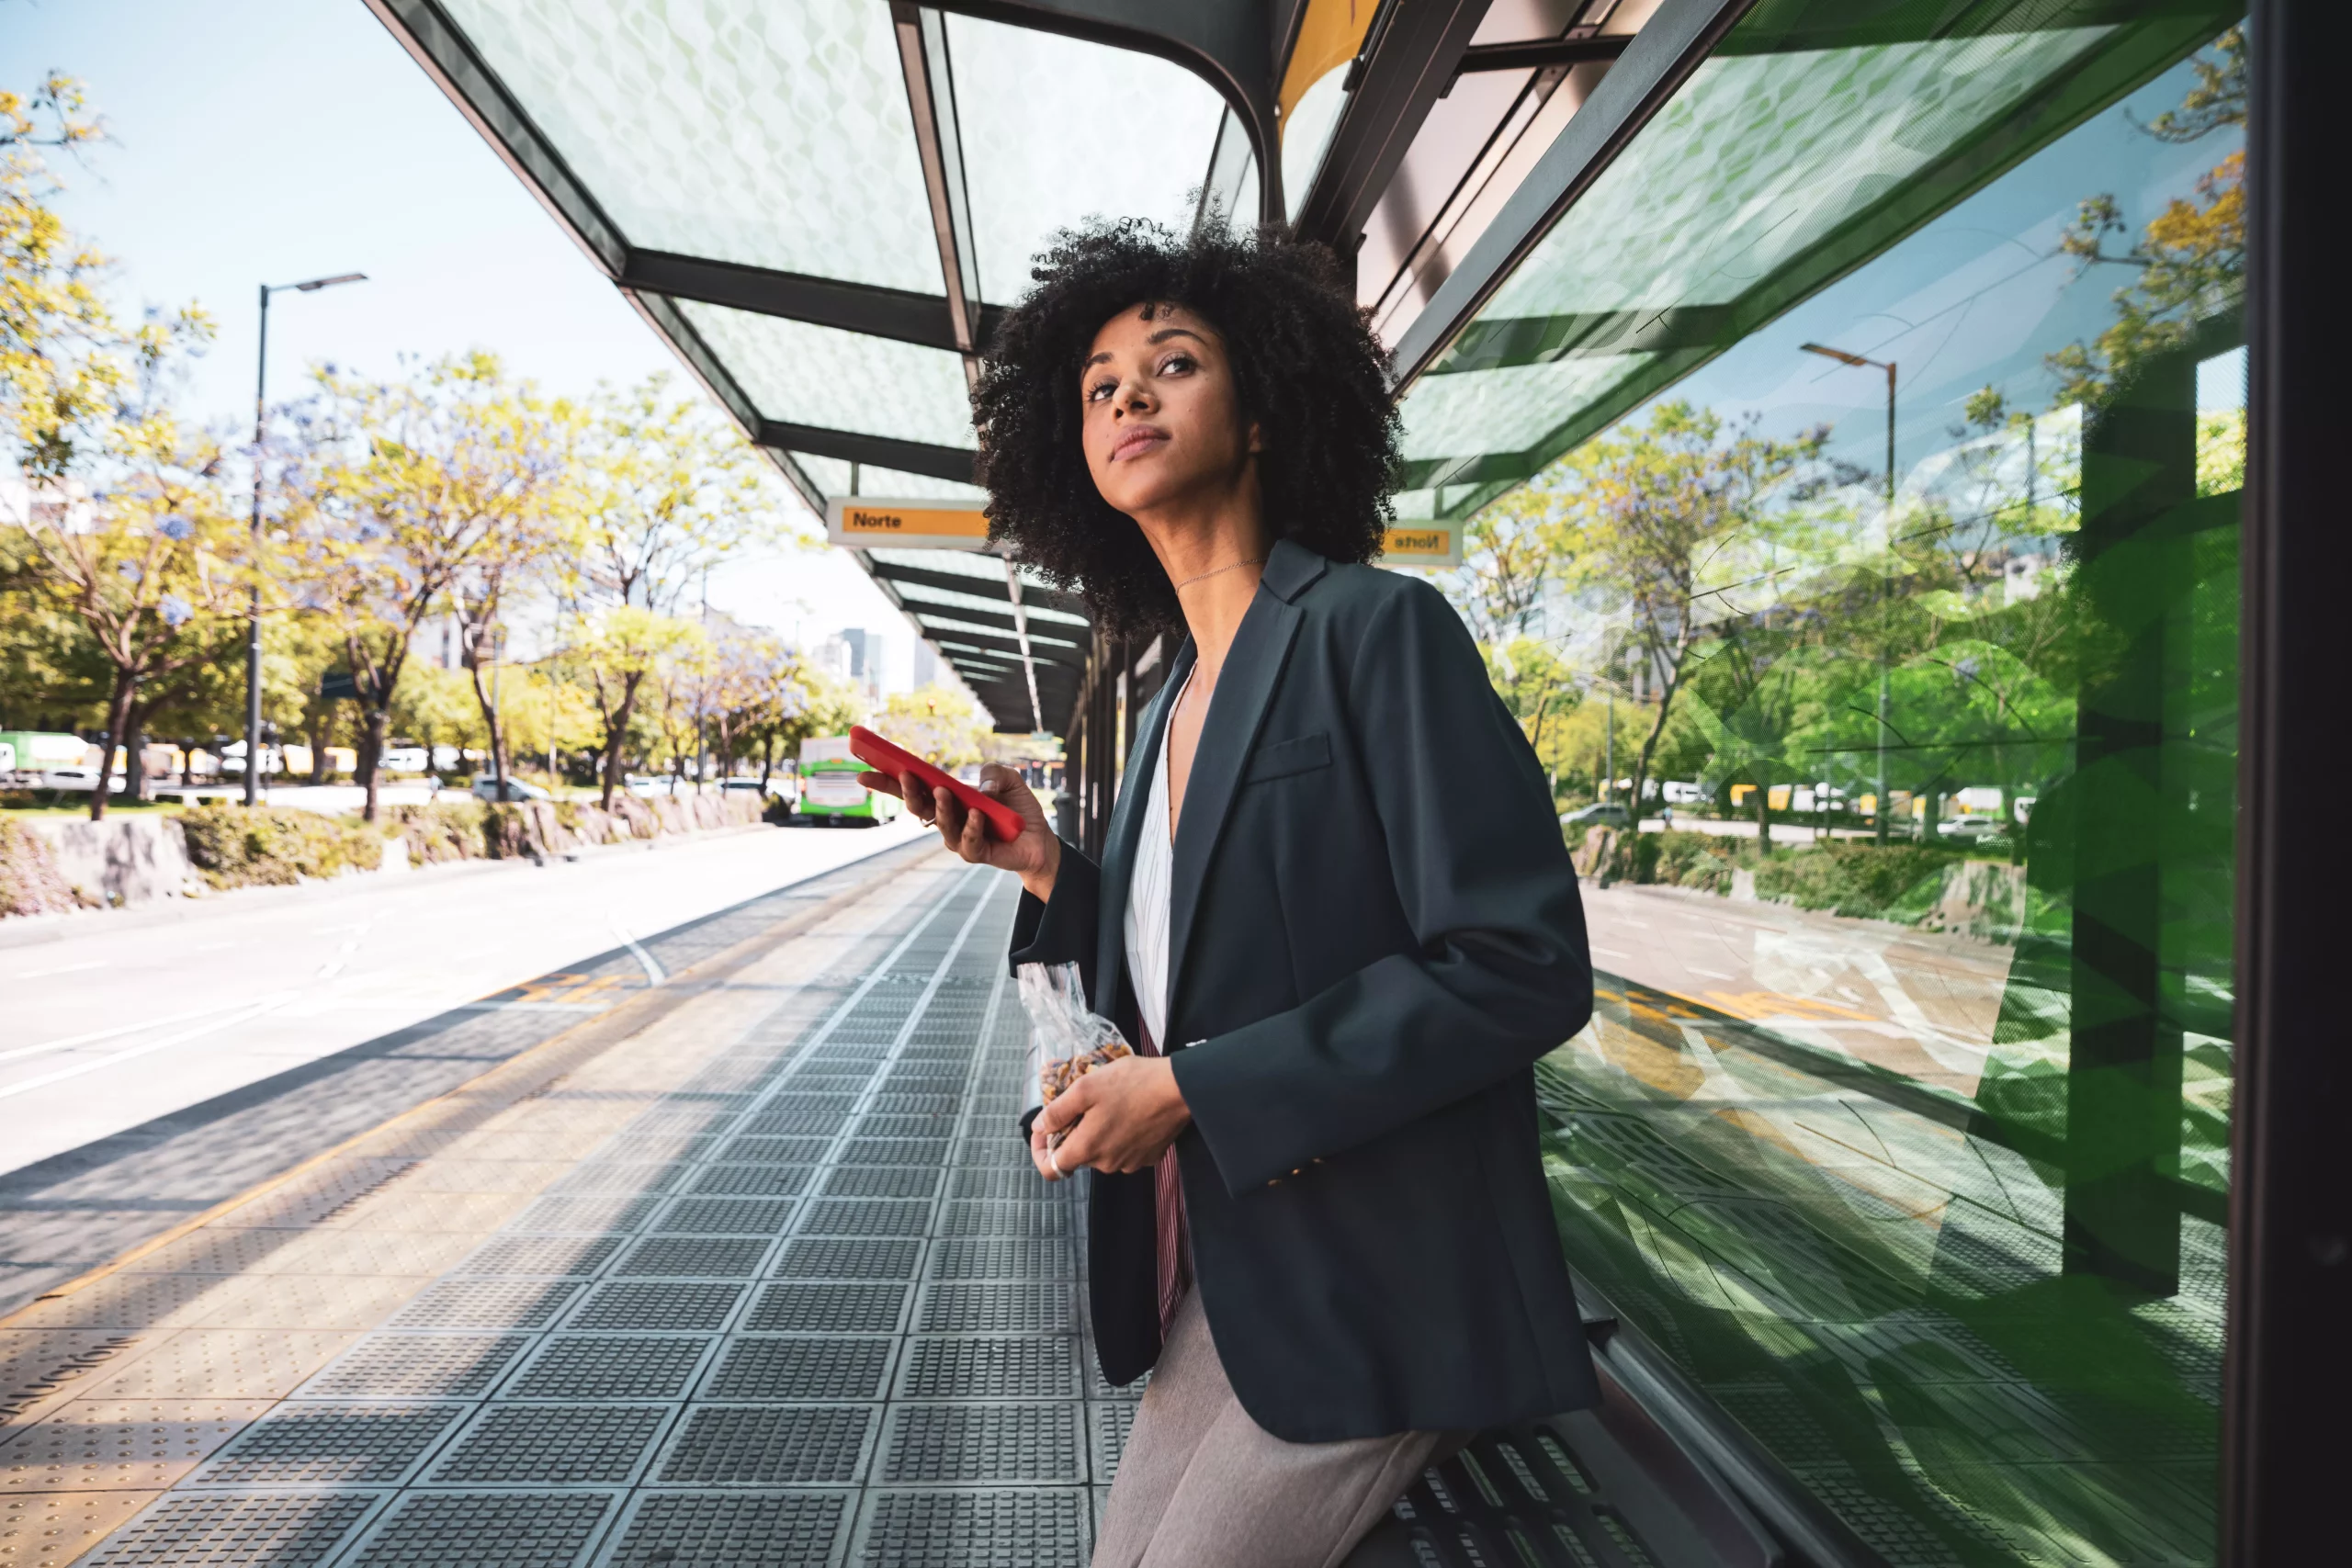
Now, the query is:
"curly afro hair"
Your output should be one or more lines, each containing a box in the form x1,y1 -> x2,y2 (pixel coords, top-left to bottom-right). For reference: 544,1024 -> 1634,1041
971,220 -> 1402,637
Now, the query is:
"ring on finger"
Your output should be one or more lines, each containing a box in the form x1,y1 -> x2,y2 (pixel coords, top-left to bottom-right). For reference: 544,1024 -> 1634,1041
1047,1146 -> 1062,1177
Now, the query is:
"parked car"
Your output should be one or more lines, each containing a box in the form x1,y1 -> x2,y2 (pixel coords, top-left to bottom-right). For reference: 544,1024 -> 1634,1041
626,773 -> 683,797
33,766 -> 125,794
472,775 -> 552,803
1559,802 -> 1630,829
1937,816 -> 2006,841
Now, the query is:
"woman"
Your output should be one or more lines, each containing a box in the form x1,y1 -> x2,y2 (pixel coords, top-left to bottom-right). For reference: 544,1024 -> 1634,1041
869,220 -> 1596,1567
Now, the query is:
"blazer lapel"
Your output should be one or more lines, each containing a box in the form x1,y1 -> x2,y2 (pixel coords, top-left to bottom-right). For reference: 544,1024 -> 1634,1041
1164,542 -> 1326,1032
1091,640 -> 1195,1020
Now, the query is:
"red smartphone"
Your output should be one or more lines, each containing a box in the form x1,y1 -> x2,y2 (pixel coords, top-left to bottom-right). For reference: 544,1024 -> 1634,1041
848,726 -> 1025,842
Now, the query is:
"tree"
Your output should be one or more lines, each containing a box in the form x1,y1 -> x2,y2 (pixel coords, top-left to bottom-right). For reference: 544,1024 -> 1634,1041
2,72 -> 117,483
1542,401 -> 1827,818
881,684 -> 986,770
282,353 -> 571,820
563,605 -> 707,795
1453,487 -> 1556,644
2047,27 -> 2244,408
564,376 -> 794,806
3,407 -> 247,817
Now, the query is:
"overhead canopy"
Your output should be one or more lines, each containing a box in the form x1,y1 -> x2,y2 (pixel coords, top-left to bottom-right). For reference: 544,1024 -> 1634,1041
1389,0 -> 2241,524
366,0 -> 1734,732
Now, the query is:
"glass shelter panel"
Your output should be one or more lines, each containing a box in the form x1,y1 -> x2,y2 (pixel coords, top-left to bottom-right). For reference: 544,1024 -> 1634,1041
1409,5 -> 2249,1562
681,305 -> 978,450
441,0 -> 940,290
944,12 -> 1229,302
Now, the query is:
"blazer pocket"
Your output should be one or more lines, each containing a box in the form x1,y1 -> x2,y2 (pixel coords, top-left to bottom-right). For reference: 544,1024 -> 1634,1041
1244,731 -> 1331,784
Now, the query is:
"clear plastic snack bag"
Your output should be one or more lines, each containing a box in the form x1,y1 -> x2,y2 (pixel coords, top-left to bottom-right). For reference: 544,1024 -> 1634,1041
1015,961 -> 1132,1140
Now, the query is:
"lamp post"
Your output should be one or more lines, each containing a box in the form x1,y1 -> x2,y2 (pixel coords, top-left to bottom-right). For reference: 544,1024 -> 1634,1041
1801,341 -> 1898,845
244,272 -> 367,807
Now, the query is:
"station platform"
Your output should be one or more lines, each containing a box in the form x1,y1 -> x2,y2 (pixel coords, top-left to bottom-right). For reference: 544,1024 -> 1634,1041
3,845 -> 1771,1568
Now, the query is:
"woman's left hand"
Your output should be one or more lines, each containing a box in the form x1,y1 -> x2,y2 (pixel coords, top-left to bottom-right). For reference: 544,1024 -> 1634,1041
1032,1056 -> 1191,1179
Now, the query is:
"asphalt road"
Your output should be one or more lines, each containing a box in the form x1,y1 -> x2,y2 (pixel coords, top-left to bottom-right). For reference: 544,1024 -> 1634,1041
0,818 -> 930,1179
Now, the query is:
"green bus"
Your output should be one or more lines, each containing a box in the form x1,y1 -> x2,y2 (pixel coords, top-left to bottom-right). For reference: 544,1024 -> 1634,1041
796,734 -> 899,827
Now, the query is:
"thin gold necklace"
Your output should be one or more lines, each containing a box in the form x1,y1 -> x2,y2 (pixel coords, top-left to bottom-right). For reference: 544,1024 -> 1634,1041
1171,555 -> 1265,592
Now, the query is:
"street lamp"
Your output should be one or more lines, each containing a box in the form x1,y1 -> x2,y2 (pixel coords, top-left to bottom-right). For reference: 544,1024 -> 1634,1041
244,272 -> 368,807
1801,340 -> 1898,846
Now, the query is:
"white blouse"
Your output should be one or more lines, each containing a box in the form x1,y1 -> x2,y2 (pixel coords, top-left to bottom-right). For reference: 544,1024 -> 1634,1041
1122,684 -> 1183,1051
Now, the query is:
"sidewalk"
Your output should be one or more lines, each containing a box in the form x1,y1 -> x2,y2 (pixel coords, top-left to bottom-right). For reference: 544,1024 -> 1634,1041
0,853 -> 1115,1566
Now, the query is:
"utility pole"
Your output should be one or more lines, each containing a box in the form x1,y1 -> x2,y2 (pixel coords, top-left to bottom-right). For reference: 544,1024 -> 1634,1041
243,272 -> 367,807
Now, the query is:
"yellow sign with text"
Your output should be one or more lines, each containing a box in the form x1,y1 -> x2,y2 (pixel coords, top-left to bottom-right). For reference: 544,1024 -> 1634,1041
1381,524 -> 1461,568
827,498 -> 990,551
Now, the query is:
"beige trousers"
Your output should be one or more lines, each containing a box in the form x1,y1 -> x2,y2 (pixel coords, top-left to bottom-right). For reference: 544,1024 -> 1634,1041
1091,1289 -> 1461,1568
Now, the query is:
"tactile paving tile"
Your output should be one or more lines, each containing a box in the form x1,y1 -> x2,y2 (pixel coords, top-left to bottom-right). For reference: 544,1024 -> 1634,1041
0,1489 -> 160,1568
867,1093 -> 960,1116
346,1491 -> 612,1567
946,1168 -> 1048,1201
79,1490 -> 378,1566
250,1228 -> 481,1279
701,1337 -> 892,1401
452,1235 -> 623,1278
80,1329 -> 354,1401
895,1337 -> 1080,1400
9,1275 -> 220,1330
801,1200 -> 933,1237
880,1403 -> 1083,1483
916,1283 -> 1076,1335
925,1239 -> 1074,1280
940,1201 -> 1069,1236
718,1136 -> 831,1166
741,1101 -> 855,1137
603,1492 -> 846,1568
743,1284 -> 909,1335
545,1160 -> 691,1196
853,1488 -> 1090,1567
189,1273 -> 425,1332
191,1402 -> 466,1485
1,1330 -> 149,1425
654,1199 -> 796,1235
297,1334 -> 530,1399
771,1238 -> 923,1280
504,1336 -> 710,1401
950,1138 -> 1034,1168
119,1228 -> 303,1276
821,1166 -> 941,1200
426,1403 -> 668,1484
512,1194 -> 662,1234
1091,1401 -> 1137,1480
657,1405 -> 871,1484
390,1279 -> 582,1330
594,1134 -> 717,1164
0,1398 -> 270,1491
687,1164 -> 813,1196
567,1282 -> 745,1333
615,1237 -> 771,1278
838,1138 -> 948,1167
401,1159 -> 573,1195
854,1113 -> 957,1139
626,1103 -> 746,1136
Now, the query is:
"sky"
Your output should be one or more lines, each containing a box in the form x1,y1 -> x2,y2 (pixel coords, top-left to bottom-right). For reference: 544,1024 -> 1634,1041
9,0 -> 929,694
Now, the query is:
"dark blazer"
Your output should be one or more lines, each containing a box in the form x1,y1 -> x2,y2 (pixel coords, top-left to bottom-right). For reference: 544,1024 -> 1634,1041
1009,538 -> 1598,1443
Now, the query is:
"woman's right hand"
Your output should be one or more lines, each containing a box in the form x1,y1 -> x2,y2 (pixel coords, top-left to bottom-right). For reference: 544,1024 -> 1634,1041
863,761 -> 1060,902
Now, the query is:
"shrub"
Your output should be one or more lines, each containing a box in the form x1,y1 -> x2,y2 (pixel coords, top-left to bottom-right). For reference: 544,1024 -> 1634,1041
382,800 -> 492,864
178,805 -> 387,889
1752,840 -> 1953,921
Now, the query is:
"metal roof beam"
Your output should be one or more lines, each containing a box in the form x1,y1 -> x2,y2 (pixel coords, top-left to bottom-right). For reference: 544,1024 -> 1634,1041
868,559 -> 1088,619
1289,0 -> 1496,256
757,423 -> 978,485
1387,0 -> 1754,391
928,626 -> 1089,669
621,250 -> 1006,353
894,5 -> 987,358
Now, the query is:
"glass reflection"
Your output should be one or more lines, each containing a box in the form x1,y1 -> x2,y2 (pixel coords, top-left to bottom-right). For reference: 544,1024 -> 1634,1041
1428,11 -> 2247,1562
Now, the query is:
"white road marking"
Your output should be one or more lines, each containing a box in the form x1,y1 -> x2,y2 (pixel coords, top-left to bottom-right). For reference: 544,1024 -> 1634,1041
0,992 -> 299,1100
612,919 -> 665,987
0,999 -> 257,1065
10,961 -> 105,980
